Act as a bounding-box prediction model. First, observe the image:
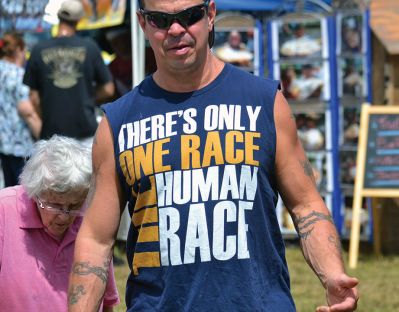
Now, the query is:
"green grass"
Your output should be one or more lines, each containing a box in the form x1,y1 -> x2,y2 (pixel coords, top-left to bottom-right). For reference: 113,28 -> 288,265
113,259 -> 130,311
113,245 -> 399,311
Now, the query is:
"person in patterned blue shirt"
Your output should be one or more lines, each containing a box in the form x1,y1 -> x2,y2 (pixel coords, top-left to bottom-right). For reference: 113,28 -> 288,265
0,32 -> 41,187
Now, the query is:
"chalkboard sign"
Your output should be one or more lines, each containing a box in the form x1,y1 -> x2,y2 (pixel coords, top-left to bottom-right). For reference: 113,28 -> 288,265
349,104 -> 399,269
364,113 -> 399,188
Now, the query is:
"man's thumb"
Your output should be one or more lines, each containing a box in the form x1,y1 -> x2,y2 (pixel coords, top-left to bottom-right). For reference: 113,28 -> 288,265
339,274 -> 359,288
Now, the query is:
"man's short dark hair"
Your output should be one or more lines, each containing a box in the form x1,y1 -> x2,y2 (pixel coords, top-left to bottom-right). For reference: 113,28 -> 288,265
138,0 -> 214,47
58,18 -> 78,28
138,0 -> 208,10
138,0 -> 144,9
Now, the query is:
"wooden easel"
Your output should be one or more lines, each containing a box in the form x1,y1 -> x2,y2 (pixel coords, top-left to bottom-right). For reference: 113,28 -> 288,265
349,104 -> 399,269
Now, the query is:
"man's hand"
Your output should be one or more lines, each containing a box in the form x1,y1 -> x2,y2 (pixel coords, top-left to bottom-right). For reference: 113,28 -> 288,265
316,274 -> 359,312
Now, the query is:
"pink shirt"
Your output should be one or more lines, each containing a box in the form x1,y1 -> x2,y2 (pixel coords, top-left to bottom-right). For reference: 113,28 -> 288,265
0,186 -> 120,311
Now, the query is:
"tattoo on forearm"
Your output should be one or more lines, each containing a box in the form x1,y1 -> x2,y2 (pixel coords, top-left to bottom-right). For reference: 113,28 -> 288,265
96,298 -> 103,310
68,284 -> 86,305
328,235 -> 343,254
294,210 -> 334,240
72,261 -> 109,284
300,159 -> 316,185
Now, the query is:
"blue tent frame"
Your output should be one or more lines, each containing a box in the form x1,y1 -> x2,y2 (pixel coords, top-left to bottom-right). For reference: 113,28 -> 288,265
216,0 -> 367,238
267,14 -> 341,234
216,0 -> 281,11
216,0 -> 333,13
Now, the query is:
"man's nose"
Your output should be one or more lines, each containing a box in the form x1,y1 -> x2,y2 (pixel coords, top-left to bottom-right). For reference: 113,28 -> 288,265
168,19 -> 187,35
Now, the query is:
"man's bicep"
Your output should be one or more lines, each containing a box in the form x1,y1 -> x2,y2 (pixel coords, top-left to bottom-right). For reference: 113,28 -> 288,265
82,117 -> 124,243
274,91 -> 321,211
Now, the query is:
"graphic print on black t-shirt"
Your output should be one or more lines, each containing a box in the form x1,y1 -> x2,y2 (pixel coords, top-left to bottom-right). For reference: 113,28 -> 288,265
117,104 -> 262,275
41,47 -> 86,89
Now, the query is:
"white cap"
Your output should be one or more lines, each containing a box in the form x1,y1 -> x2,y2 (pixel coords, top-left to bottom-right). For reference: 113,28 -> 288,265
58,0 -> 84,22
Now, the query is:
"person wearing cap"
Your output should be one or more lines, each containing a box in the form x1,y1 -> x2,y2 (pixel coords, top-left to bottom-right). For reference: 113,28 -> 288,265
342,17 -> 362,53
23,0 -> 114,146
0,135 -> 119,311
280,22 -> 321,57
69,1 -> 358,311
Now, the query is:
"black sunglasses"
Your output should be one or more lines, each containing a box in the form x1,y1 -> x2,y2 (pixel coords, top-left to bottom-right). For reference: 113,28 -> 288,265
140,0 -> 210,30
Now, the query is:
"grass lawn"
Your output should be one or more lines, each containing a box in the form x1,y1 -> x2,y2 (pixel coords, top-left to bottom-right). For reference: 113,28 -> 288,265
113,244 -> 399,311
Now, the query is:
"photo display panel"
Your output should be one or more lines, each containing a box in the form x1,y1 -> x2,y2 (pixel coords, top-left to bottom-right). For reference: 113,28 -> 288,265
336,10 -> 370,240
213,14 -> 260,75
271,14 -> 333,236
272,16 -> 330,103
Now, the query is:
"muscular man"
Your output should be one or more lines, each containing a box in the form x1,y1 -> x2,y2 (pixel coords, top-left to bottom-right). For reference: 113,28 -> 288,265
68,1 -> 358,311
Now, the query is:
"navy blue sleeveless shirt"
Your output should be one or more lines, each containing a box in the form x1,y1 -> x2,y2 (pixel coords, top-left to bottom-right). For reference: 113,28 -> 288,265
103,64 -> 296,311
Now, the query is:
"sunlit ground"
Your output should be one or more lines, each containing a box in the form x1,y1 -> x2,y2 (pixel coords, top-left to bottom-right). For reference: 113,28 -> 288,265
113,244 -> 399,312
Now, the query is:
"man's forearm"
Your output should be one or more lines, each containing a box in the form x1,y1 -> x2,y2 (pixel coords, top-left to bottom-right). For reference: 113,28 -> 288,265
68,248 -> 112,311
29,90 -> 41,117
292,203 -> 345,287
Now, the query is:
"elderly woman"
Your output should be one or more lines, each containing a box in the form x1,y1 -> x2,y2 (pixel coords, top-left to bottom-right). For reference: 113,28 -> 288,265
0,135 -> 119,311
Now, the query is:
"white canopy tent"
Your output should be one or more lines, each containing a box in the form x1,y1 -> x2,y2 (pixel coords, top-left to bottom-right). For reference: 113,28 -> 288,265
131,0 -> 146,87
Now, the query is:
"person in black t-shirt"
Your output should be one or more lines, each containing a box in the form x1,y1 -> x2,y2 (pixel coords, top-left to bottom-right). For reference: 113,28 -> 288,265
23,0 -> 114,144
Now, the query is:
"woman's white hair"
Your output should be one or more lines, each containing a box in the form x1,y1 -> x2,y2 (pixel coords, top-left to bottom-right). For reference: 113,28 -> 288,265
20,135 -> 92,197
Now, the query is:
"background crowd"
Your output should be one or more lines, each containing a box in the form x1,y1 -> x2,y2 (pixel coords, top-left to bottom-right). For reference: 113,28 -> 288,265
0,1 -> 129,310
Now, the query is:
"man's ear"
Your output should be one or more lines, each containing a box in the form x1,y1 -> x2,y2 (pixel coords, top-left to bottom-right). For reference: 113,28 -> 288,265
136,12 -> 148,39
207,0 -> 216,32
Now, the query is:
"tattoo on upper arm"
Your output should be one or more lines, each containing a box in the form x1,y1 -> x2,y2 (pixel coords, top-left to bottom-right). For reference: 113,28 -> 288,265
86,175 -> 97,207
93,128 -> 99,146
294,210 -> 334,240
68,284 -> 86,305
72,261 -> 110,284
87,135 -> 103,206
300,159 -> 316,185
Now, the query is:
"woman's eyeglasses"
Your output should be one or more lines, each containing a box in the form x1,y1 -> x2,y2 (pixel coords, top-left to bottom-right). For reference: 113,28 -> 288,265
35,196 -> 84,216
139,0 -> 210,30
